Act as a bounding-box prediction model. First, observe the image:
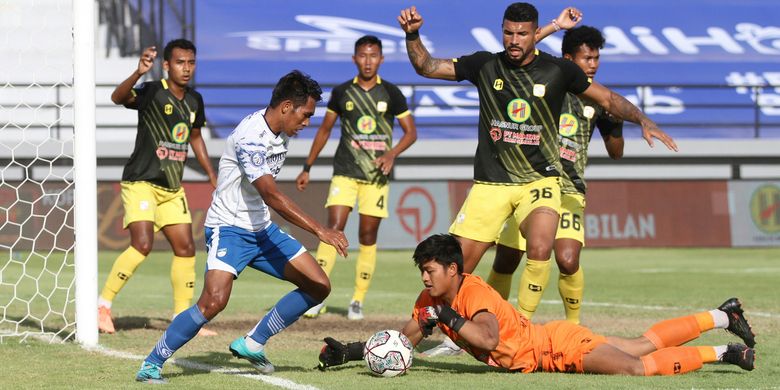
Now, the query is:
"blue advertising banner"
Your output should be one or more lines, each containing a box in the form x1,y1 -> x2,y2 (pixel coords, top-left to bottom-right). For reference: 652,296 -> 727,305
194,0 -> 780,138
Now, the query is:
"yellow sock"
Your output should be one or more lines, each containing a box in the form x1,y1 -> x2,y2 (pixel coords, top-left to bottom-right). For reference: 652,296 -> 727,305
352,244 -> 376,303
516,258 -> 552,319
558,267 -> 584,324
171,256 -> 196,315
486,269 -> 513,300
100,246 -> 146,302
315,242 -> 338,276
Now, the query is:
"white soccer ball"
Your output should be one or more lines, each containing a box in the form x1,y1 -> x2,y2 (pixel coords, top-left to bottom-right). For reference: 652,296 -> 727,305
363,329 -> 414,377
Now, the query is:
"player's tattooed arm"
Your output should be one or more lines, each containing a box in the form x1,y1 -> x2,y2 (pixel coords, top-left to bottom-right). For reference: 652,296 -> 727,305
584,82 -> 678,151
605,90 -> 678,151
398,6 -> 457,80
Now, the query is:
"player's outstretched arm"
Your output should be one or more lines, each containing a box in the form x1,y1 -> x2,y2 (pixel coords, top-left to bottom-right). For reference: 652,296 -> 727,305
297,110 -> 338,191
111,46 -> 156,105
536,6 -> 582,43
582,82 -> 679,151
189,127 -> 218,187
253,175 -> 349,256
373,115 -> 417,175
398,6 -> 456,80
603,134 -> 625,160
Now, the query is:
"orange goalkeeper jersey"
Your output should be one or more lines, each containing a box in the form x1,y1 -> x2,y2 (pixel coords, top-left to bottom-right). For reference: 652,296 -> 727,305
413,274 -> 546,372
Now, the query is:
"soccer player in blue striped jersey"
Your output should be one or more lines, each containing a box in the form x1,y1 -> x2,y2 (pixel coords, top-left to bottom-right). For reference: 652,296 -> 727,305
135,71 -> 349,383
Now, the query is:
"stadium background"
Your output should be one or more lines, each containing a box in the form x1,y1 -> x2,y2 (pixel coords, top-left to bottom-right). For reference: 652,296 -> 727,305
1,1 -> 779,387
4,0 -> 777,251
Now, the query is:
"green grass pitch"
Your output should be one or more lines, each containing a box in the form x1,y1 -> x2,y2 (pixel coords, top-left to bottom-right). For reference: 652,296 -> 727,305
2,247 -> 778,389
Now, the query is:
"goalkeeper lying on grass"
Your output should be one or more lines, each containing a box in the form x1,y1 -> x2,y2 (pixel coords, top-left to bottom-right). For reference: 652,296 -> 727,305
318,233 -> 756,375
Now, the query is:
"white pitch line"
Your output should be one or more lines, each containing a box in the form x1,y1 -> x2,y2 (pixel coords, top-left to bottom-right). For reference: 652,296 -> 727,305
537,299 -> 780,319
86,345 -> 320,390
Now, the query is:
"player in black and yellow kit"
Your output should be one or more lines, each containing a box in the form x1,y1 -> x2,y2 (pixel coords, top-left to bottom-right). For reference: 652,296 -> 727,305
98,39 -> 218,336
488,26 -> 626,323
398,2 -> 677,319
296,35 -> 417,320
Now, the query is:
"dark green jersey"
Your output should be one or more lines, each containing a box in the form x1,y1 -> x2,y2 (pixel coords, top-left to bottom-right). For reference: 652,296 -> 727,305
121,80 -> 206,191
558,93 -> 623,194
327,76 -> 410,184
454,50 -> 590,184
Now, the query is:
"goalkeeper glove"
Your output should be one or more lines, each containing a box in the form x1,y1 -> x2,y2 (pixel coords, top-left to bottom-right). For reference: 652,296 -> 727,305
317,337 -> 365,370
418,304 -> 466,338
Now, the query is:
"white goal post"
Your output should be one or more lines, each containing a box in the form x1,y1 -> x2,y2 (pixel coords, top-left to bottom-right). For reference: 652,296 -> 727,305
0,0 -> 98,346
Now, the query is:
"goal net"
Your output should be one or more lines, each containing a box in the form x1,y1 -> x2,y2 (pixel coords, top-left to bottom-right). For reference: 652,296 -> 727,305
0,0 -> 97,344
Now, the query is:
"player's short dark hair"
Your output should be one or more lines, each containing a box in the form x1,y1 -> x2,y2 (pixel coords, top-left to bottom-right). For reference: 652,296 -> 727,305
163,39 -> 196,61
562,26 -> 606,56
503,2 -> 538,25
355,35 -> 382,54
269,70 -> 323,108
413,234 -> 464,274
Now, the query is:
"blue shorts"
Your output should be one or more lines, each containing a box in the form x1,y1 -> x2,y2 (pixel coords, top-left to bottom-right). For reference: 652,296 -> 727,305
204,223 -> 307,279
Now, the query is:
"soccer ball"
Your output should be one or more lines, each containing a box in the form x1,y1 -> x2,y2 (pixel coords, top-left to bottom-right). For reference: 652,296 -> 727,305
363,329 -> 413,377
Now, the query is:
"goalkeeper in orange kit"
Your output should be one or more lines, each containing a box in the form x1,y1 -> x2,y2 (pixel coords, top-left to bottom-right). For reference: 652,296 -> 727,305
318,234 -> 756,375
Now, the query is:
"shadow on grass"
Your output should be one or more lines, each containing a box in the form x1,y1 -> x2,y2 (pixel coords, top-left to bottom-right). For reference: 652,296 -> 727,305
113,316 -> 170,331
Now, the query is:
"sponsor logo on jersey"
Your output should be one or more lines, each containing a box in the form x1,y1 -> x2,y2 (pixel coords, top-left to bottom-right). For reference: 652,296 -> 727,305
750,184 -> 780,233
490,127 -> 502,142
493,79 -> 504,90
171,122 -> 190,144
377,101 -> 387,112
558,114 -> 579,137
190,111 -> 196,124
506,98 -> 531,123
533,84 -> 546,97
346,101 -> 354,111
164,104 -> 173,115
356,115 -> 377,134
583,106 -> 595,119
217,248 -> 227,257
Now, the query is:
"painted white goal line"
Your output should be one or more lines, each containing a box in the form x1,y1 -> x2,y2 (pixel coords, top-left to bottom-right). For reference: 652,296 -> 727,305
86,345 -> 320,390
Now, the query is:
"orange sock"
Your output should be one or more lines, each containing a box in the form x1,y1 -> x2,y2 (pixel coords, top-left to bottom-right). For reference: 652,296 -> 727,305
643,312 -> 713,349
640,346 -> 703,375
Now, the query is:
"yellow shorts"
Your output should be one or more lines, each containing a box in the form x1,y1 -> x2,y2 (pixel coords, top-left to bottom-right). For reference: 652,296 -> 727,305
497,193 -> 585,250
324,175 -> 389,218
449,177 -> 561,243
121,181 -> 192,231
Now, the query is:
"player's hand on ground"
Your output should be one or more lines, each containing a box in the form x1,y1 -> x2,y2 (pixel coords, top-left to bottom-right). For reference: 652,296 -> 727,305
295,171 -> 310,191
318,337 -> 365,370
417,305 -> 440,337
556,7 -> 582,30
641,121 -> 678,152
398,6 -> 424,33
373,154 -> 396,176
137,46 -> 157,76
318,228 -> 349,257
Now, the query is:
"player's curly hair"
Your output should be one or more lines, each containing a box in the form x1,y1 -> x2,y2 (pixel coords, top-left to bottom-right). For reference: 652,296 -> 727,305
562,26 -> 606,56
413,234 -> 464,273
163,39 -> 196,61
270,70 -> 323,108
503,2 -> 538,25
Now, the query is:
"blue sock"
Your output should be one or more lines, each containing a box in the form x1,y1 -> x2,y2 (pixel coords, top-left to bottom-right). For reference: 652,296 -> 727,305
145,305 -> 208,366
248,289 -> 317,344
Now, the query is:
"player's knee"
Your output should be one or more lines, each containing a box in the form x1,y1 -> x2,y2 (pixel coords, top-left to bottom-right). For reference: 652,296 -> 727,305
357,230 -> 377,246
173,241 -> 195,257
198,295 -> 228,319
307,275 -> 331,302
555,254 -> 579,275
131,241 -> 153,256
525,239 -> 553,260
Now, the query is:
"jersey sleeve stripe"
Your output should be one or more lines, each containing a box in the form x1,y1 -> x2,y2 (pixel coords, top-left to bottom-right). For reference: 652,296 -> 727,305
395,110 -> 412,119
